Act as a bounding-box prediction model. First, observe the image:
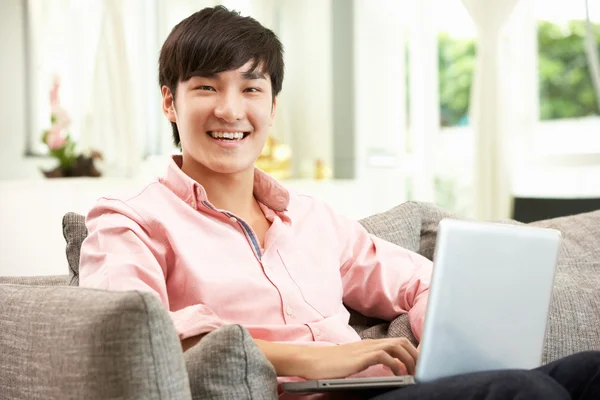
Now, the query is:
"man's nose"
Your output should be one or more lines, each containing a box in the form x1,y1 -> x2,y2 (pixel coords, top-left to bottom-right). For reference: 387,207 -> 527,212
214,92 -> 244,122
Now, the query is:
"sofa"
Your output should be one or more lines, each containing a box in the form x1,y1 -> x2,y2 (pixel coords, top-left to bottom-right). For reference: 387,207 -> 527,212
1,201 -> 599,399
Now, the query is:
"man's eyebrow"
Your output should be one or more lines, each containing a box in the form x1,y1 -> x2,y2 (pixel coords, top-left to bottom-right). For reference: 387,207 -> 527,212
242,70 -> 266,80
189,71 -> 217,79
188,71 -> 265,80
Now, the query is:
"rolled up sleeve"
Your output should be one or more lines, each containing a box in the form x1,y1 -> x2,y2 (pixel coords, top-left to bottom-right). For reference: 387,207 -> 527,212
79,198 -> 224,339
338,217 -> 432,340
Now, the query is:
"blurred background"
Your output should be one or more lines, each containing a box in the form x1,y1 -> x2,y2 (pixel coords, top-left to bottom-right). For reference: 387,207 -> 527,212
1,0 -> 599,275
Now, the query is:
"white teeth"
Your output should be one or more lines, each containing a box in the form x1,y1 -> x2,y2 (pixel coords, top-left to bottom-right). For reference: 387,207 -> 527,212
210,131 -> 245,140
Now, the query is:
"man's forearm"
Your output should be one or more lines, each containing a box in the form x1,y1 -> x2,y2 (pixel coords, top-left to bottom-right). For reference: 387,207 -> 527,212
182,334 -> 310,377
254,339 -> 311,377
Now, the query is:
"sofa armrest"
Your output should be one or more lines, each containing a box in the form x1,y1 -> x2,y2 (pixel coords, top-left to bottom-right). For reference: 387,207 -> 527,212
0,274 -> 71,286
0,285 -> 191,400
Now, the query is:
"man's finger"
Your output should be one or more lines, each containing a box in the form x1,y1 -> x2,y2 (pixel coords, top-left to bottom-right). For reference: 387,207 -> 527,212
366,350 -> 405,376
398,339 -> 419,365
385,345 -> 416,375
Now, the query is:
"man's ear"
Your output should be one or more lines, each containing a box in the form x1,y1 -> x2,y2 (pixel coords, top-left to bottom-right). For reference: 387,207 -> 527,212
162,86 -> 177,123
270,97 -> 277,126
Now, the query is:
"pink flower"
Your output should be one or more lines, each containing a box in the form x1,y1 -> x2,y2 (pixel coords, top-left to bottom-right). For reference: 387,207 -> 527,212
52,106 -> 72,131
46,128 -> 67,150
44,75 -> 72,152
49,75 -> 61,107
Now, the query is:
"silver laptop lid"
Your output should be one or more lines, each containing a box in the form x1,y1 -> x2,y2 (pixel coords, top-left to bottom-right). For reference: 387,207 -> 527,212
416,219 -> 561,382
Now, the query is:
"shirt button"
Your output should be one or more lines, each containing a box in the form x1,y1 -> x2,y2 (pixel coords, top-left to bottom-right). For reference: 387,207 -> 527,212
314,328 -> 321,336
229,216 -> 238,223
285,306 -> 294,317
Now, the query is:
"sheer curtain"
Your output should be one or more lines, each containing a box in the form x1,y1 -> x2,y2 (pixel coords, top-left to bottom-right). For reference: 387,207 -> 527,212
84,0 -> 139,177
462,0 -> 534,220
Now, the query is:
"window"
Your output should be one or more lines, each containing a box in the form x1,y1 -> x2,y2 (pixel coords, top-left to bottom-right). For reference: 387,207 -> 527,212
430,0 -> 476,215
435,0 -> 475,128
435,0 -> 600,127
430,0 -> 600,216
537,0 -> 600,121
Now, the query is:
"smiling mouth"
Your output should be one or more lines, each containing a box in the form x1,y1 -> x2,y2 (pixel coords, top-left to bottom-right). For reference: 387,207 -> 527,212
207,131 -> 251,141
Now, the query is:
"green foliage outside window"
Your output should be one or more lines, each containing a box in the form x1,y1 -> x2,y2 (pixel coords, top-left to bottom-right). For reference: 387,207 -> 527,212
438,20 -> 600,127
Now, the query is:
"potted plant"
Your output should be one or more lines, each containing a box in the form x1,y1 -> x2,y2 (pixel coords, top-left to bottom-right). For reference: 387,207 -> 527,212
40,76 -> 102,178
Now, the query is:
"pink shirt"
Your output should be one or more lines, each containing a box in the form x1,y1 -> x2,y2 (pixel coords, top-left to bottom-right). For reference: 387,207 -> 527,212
79,155 -> 432,350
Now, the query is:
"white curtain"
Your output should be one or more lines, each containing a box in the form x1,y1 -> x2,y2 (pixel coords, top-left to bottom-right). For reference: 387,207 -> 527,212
462,0 -> 521,220
84,0 -> 139,177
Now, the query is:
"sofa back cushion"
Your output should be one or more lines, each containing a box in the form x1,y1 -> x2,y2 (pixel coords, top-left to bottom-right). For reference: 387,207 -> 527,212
362,202 -> 600,365
64,203 -> 600,365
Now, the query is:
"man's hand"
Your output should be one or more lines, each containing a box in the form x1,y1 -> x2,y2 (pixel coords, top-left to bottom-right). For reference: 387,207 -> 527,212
299,338 -> 418,380
257,337 -> 419,380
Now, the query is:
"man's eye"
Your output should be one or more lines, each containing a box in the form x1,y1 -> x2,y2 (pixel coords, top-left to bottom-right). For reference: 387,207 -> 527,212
195,86 -> 215,91
244,87 -> 260,93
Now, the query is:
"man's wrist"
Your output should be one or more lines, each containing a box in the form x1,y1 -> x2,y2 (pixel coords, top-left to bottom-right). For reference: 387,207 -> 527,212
255,339 -> 314,378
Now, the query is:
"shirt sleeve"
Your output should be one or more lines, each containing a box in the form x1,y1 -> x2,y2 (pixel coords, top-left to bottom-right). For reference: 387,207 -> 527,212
336,213 -> 432,341
79,198 -> 224,339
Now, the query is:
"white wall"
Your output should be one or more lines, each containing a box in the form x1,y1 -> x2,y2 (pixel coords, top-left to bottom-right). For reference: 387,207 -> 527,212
0,0 -> 27,179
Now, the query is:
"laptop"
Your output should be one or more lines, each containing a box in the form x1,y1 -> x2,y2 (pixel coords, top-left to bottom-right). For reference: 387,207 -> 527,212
283,218 -> 561,394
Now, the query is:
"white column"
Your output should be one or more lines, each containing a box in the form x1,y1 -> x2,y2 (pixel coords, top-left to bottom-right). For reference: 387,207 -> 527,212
462,0 -> 520,220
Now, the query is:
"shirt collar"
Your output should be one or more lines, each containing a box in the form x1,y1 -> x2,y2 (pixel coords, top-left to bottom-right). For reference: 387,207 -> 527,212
160,155 -> 290,213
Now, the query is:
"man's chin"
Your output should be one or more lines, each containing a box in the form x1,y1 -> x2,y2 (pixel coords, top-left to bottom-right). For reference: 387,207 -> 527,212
205,162 -> 256,176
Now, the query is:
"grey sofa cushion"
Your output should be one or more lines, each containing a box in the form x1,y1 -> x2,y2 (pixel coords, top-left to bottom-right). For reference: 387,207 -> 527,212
529,211 -> 600,364
184,325 -> 278,400
0,275 -> 70,286
365,201 -> 600,364
416,201 -> 521,261
63,203 -> 600,369
351,313 -> 417,346
0,285 -> 191,400
359,201 -> 423,254
62,212 -> 87,285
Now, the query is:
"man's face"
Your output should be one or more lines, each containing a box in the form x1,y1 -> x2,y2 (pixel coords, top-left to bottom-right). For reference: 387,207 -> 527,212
162,61 -> 276,175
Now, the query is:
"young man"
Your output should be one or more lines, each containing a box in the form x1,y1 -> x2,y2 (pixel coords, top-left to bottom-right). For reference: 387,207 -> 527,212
79,6 -> 600,400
